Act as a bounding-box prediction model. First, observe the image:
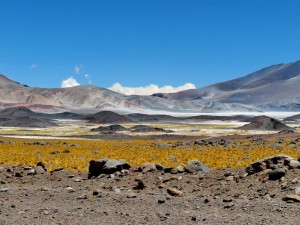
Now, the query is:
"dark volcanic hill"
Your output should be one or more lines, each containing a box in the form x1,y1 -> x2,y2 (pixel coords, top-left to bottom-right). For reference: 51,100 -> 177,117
86,111 -> 133,124
0,107 -> 43,118
130,125 -> 171,133
238,116 -> 292,131
0,116 -> 56,128
91,124 -> 128,132
0,107 -> 57,128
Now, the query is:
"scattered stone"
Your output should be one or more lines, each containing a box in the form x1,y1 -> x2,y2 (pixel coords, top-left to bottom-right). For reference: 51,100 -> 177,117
133,180 -> 145,190
0,187 -> 10,192
127,193 -> 137,198
185,160 -> 210,173
36,162 -> 47,172
224,203 -> 235,208
113,187 -> 121,194
52,167 -> 64,172
141,162 -> 156,172
281,182 -> 288,189
14,172 -> 23,177
89,158 -> 131,177
268,168 -> 287,180
289,160 -> 300,169
50,150 -> 60,155
155,164 -> 165,171
167,188 -> 183,196
263,194 -> 272,201
168,156 -> 177,161
176,165 -> 184,173
33,166 -> 44,174
77,194 -> 88,200
223,198 -> 233,202
23,166 -> 32,170
26,169 -> 36,175
158,197 -> 165,204
163,167 -> 174,173
0,179 -> 6,184
282,194 -> 300,202
33,141 -> 50,146
92,189 -> 101,196
41,187 -> 49,191
65,187 -> 75,193
225,176 -> 234,182
295,187 -> 300,195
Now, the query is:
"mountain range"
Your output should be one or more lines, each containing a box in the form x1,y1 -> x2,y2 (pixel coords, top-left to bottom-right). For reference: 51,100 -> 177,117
1,60 -> 300,114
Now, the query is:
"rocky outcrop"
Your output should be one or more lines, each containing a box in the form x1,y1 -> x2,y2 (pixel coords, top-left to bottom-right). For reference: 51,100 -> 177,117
245,154 -> 300,180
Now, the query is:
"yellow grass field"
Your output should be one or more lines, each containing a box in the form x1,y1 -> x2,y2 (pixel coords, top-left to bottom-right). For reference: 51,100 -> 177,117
0,137 -> 299,172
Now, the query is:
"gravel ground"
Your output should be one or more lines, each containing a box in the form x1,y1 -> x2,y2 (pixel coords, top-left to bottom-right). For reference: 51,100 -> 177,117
0,164 -> 299,225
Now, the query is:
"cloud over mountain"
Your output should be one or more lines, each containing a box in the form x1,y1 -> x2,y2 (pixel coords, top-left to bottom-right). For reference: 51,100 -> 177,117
61,77 -> 80,88
108,82 -> 196,95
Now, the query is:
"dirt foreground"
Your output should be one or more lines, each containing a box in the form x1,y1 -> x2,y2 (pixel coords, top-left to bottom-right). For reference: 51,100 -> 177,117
0,163 -> 300,225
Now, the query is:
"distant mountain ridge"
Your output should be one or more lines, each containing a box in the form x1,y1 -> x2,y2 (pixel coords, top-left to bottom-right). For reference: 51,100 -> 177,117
1,60 -> 300,113
154,60 -> 300,109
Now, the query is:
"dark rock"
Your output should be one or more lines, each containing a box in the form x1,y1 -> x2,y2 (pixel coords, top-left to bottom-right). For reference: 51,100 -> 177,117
163,167 -> 174,173
36,162 -> 47,172
155,164 -> 165,171
50,150 -> 60,155
133,180 -> 145,190
268,168 -> 287,180
89,158 -> 131,177
33,141 -> 50,146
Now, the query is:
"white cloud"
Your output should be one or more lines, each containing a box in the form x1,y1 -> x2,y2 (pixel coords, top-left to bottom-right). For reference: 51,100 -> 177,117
108,83 -> 196,95
74,65 -> 80,74
61,77 -> 80,88
30,64 -> 37,69
84,74 -> 92,85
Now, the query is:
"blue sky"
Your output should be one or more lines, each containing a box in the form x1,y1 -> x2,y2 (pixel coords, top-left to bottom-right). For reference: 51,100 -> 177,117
1,0 -> 300,92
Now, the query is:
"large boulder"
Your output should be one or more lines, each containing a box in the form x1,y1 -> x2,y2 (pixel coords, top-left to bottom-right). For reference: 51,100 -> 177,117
185,160 -> 210,173
89,158 -> 131,177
